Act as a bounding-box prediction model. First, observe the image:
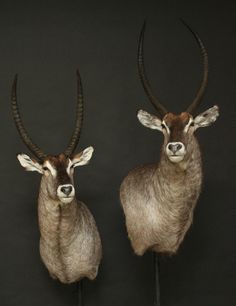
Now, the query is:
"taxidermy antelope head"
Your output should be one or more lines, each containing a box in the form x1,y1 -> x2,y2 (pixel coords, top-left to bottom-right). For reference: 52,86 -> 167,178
120,21 -> 219,255
12,71 -> 102,283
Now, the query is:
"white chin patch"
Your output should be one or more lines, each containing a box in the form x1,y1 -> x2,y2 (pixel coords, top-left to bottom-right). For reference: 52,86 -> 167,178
59,196 -> 74,204
57,185 -> 75,204
168,155 -> 185,163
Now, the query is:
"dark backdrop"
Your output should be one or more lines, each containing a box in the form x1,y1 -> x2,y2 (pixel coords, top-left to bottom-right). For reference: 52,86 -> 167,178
0,1 -> 235,306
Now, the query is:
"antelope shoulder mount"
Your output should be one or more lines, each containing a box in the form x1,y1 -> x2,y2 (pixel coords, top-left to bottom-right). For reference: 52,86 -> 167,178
12,71 -> 102,283
120,21 -> 219,256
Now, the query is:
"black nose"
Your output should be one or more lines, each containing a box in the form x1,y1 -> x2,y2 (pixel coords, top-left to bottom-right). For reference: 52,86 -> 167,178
168,143 -> 183,154
61,185 -> 73,196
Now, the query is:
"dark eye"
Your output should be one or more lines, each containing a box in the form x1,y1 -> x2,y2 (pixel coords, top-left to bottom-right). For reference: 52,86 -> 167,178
43,167 -> 49,171
190,122 -> 194,127
161,123 -> 166,129
70,164 -> 75,170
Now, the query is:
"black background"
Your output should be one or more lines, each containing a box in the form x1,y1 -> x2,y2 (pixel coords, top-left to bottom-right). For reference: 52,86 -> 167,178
0,1 -> 235,305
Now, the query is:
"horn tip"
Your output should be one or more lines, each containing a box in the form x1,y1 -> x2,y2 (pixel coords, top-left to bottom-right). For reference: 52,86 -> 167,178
138,20 -> 147,48
180,19 -> 198,37
12,74 -> 18,99
76,69 -> 81,80
179,18 -> 190,28
14,73 -> 18,82
141,19 -> 147,32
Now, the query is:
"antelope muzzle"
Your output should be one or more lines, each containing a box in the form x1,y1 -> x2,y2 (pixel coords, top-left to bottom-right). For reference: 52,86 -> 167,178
57,183 -> 75,204
165,141 -> 186,163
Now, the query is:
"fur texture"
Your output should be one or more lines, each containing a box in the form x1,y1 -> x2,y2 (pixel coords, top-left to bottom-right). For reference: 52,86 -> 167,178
120,107 -> 218,255
18,152 -> 102,283
38,189 -> 102,283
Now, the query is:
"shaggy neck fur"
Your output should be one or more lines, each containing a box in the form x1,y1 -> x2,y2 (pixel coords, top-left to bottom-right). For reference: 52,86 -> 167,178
37,176 -> 102,283
120,135 -> 203,255
38,178 -> 79,247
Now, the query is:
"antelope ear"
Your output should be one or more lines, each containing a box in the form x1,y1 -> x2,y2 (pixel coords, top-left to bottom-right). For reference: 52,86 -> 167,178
71,146 -> 94,167
17,153 -> 43,174
194,105 -> 219,130
137,110 -> 162,131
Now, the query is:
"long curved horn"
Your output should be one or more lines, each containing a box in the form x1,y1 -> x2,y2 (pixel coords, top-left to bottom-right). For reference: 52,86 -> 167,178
181,20 -> 209,114
64,69 -> 84,157
11,74 -> 46,160
138,21 -> 168,118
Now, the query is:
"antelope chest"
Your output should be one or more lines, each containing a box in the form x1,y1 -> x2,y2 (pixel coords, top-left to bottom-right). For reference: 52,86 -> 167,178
120,162 -> 202,255
38,205 -> 75,281
38,200 -> 102,283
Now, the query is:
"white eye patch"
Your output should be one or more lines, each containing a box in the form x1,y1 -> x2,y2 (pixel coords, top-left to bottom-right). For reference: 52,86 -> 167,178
161,121 -> 170,134
66,159 -> 74,175
184,117 -> 194,133
43,161 -> 57,177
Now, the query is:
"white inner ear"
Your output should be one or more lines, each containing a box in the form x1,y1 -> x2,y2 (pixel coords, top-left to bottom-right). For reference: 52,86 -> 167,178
17,154 -> 43,174
72,146 -> 94,167
194,105 -> 219,129
137,110 -> 162,131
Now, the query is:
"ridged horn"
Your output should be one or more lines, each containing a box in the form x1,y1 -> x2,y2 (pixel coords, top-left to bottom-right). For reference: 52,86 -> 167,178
137,21 -> 168,118
11,74 -> 46,160
64,69 -> 84,157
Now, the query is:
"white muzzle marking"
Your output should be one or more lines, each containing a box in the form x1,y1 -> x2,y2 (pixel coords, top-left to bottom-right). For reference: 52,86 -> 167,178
57,184 -> 75,204
166,142 -> 186,163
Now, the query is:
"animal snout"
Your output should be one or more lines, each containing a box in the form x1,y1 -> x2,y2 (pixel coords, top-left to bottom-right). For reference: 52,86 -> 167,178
166,142 -> 186,163
61,185 -> 72,196
167,142 -> 184,154
58,184 -> 75,197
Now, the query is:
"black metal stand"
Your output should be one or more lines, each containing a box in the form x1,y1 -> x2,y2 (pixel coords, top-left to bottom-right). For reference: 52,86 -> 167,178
77,280 -> 83,306
154,253 -> 161,306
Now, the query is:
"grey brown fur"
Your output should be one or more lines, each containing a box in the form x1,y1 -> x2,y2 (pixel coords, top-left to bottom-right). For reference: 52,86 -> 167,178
120,132 -> 202,255
12,71 -> 102,283
16,152 -> 102,284
120,22 -> 219,256
38,158 -> 102,283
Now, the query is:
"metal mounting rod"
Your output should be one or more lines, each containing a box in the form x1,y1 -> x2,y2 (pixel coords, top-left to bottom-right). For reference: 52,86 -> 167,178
154,253 -> 161,306
78,281 -> 83,306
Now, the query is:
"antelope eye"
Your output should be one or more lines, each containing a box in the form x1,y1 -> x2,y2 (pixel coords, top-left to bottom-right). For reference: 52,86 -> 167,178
70,164 -> 75,170
43,167 -> 49,171
190,122 -> 194,127
161,123 -> 166,129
